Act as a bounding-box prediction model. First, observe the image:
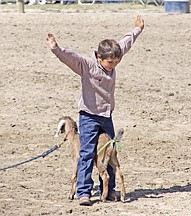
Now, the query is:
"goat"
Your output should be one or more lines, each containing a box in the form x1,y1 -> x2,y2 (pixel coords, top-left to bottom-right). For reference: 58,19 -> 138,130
54,116 -> 126,202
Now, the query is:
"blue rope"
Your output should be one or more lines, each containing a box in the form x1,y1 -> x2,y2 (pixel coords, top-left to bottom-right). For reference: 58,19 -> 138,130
0,144 -> 61,171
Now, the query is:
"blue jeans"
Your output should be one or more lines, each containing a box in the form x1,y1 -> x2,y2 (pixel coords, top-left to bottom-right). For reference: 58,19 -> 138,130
76,111 -> 116,198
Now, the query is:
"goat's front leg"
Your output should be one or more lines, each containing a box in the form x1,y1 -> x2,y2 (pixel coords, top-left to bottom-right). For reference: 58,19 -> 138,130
110,154 -> 126,202
68,166 -> 77,200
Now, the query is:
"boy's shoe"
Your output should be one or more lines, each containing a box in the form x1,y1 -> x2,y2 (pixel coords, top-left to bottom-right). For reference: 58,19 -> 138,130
106,191 -> 121,202
79,196 -> 91,206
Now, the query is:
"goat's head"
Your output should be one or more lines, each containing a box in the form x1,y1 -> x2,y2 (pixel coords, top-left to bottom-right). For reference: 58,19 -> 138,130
54,116 -> 78,138
115,128 -> 124,142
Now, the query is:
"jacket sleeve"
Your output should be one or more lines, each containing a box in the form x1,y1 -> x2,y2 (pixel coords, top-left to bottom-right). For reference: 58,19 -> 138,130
119,27 -> 142,56
51,46 -> 89,76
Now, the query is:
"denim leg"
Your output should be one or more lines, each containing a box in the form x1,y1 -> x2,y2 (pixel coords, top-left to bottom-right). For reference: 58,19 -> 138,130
76,112 -> 116,198
76,112 -> 100,198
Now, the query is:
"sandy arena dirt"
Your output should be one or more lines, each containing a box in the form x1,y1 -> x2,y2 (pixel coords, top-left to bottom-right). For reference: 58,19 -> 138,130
0,3 -> 191,216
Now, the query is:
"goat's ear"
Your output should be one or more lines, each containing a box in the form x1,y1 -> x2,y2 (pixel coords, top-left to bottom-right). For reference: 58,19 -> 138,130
60,126 -> 65,134
54,119 -> 65,137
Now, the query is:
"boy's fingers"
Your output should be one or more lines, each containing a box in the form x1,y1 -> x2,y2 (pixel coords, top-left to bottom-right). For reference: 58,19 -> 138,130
134,15 -> 144,30
47,33 -> 54,39
135,15 -> 141,23
137,15 -> 143,20
137,15 -> 144,24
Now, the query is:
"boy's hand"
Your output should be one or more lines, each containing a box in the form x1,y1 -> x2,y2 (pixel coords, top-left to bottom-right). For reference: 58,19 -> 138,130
135,15 -> 144,31
47,33 -> 58,49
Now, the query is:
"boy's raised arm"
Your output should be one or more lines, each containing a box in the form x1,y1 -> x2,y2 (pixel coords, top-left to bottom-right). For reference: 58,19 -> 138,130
119,15 -> 144,56
47,33 -> 90,77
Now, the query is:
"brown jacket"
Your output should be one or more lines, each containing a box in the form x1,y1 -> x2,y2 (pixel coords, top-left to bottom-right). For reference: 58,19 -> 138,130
52,27 -> 142,117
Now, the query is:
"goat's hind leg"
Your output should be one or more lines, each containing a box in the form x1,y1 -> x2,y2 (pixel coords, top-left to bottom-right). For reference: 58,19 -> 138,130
99,171 -> 109,202
110,158 -> 126,202
115,166 -> 126,202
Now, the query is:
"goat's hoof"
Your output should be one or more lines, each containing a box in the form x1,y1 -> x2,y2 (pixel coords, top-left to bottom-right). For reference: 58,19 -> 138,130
100,196 -> 107,203
68,194 -> 75,200
120,195 -> 125,203
121,197 -> 125,203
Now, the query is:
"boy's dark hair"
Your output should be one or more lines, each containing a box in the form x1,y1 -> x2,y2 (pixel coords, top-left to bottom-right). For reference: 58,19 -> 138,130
98,39 -> 122,60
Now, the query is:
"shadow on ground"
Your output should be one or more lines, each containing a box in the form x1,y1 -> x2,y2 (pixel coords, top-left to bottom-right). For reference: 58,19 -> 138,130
126,184 -> 191,202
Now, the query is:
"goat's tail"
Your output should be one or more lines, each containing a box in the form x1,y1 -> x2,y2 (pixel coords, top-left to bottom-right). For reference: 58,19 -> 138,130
114,128 -> 124,142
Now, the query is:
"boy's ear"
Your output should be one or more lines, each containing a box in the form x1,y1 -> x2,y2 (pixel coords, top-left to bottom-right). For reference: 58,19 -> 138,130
97,54 -> 102,60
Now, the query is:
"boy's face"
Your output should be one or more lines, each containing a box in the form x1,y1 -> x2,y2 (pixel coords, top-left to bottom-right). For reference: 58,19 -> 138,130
98,55 -> 120,72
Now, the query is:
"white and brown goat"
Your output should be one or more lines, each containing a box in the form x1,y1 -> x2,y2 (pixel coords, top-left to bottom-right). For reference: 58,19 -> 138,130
54,116 -> 126,202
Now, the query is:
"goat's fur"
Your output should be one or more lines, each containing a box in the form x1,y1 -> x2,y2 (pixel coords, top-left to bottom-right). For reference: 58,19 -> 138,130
55,115 -> 126,202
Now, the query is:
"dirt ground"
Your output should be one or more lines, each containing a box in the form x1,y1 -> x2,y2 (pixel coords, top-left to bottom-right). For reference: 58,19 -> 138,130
0,3 -> 191,216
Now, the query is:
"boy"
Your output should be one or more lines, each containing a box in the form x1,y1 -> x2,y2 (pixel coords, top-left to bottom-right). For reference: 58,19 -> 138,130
47,15 -> 144,206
